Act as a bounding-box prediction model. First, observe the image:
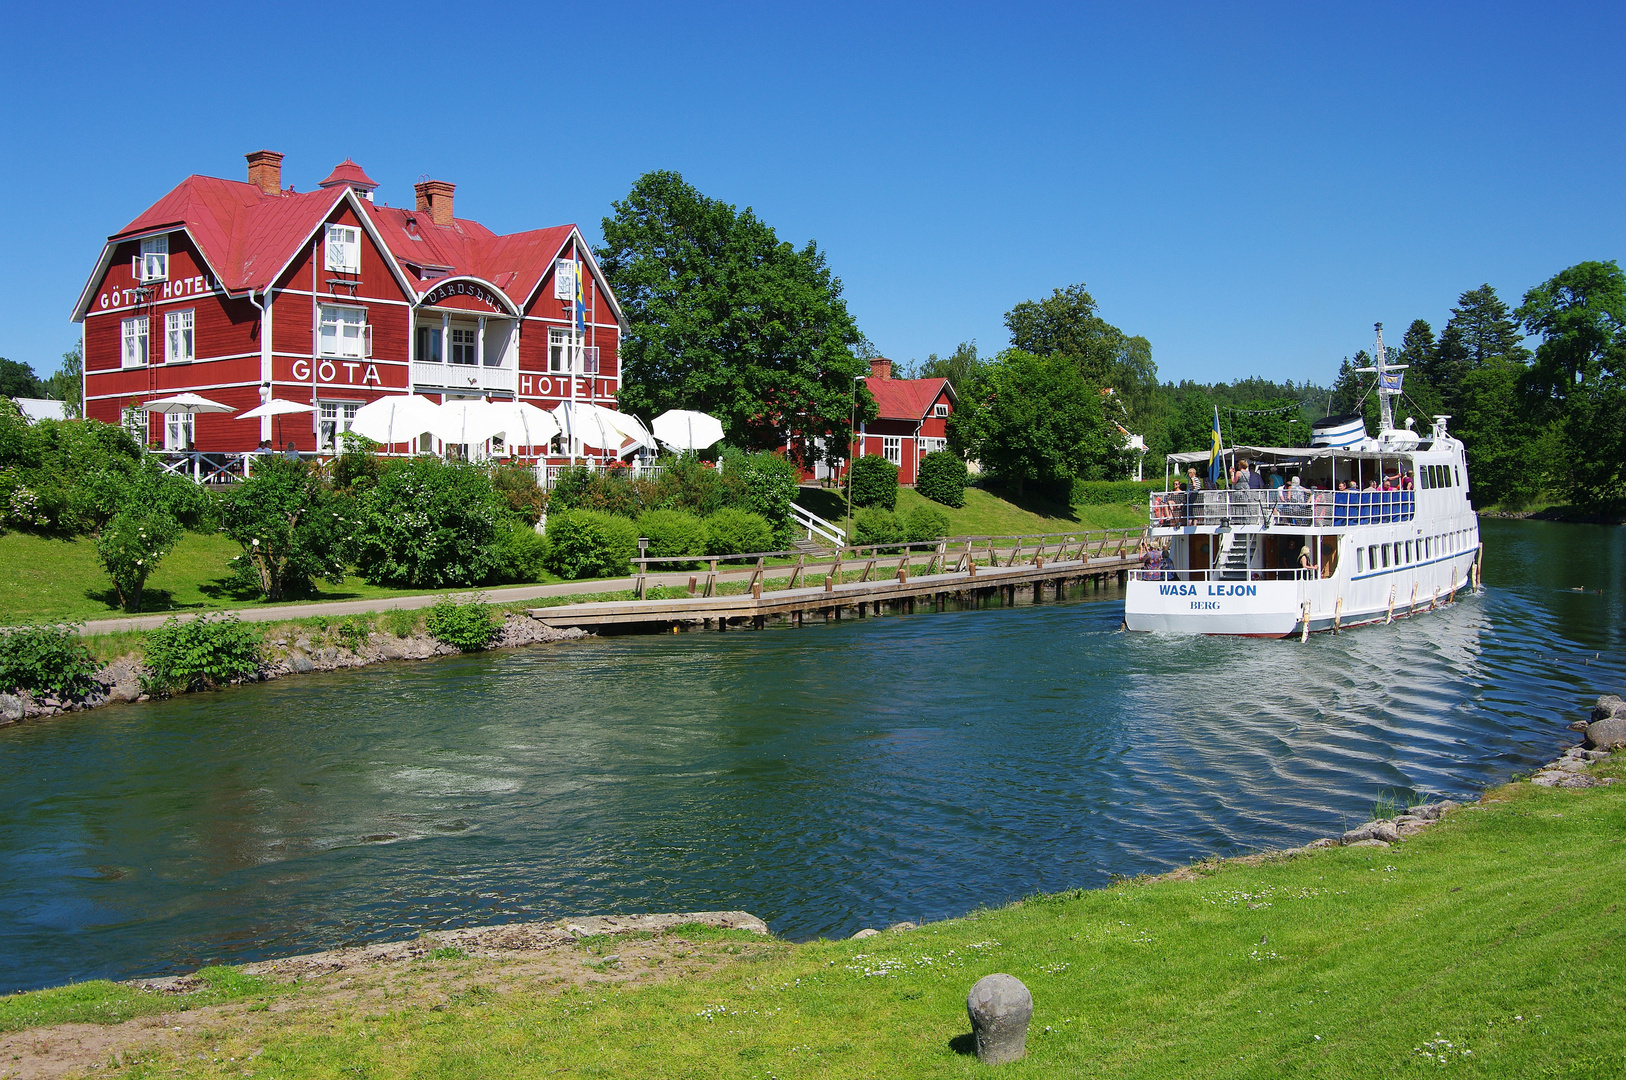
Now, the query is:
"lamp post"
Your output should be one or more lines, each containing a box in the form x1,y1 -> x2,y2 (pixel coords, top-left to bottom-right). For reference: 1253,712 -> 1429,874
846,373 -> 867,542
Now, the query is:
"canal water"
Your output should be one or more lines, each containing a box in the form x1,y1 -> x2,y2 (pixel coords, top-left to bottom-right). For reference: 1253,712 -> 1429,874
1,519 -> 1621,993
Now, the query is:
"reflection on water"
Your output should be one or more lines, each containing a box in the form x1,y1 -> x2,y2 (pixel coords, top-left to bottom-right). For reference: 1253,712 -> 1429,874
0,519 -> 1620,992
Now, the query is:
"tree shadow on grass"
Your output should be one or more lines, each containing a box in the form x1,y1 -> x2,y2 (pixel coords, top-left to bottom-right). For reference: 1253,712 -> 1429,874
81,586 -> 194,615
977,482 -> 1081,524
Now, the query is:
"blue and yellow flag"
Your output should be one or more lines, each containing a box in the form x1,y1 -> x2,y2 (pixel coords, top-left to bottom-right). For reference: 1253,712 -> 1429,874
574,260 -> 586,333
1208,405 -> 1223,483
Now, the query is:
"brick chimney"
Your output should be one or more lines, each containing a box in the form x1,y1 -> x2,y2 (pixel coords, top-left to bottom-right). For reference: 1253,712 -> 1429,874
869,357 -> 892,380
245,150 -> 284,195
414,180 -> 456,226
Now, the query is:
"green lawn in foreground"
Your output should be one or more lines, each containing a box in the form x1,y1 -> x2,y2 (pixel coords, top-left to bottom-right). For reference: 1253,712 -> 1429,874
0,530 -> 565,625
7,758 -> 1618,1078
798,483 -> 1149,539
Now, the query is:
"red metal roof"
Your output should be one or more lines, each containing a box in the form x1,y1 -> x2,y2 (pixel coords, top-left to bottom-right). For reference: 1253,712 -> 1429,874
318,159 -> 378,190
83,166 -> 600,320
867,375 -> 953,421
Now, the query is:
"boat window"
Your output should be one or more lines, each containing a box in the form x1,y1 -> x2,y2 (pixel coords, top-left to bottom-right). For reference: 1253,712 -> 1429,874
1368,545 -> 1377,571
1382,544 -> 1390,568
1454,466 -> 1461,487
1357,548 -> 1364,572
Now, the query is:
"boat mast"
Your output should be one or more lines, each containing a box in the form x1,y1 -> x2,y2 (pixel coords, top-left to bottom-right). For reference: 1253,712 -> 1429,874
1354,322 -> 1407,433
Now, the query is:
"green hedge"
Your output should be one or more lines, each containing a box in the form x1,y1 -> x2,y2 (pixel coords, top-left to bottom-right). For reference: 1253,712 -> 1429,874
636,509 -> 706,567
703,508 -> 774,556
902,503 -> 950,542
848,454 -> 899,511
915,451 -> 968,508
544,510 -> 640,580
1071,479 -> 1163,505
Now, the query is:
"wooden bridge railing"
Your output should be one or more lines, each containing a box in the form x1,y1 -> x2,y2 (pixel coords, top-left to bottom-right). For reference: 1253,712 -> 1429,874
627,526 -> 1148,599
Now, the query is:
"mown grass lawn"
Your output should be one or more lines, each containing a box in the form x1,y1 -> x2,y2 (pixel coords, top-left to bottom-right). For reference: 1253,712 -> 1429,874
0,531 -> 566,626
797,484 -> 1149,539
6,758 -> 1620,1078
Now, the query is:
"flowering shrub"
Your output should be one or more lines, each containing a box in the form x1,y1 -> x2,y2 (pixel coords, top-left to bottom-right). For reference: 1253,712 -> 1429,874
354,457 -> 501,588
221,458 -> 352,601
94,509 -> 180,612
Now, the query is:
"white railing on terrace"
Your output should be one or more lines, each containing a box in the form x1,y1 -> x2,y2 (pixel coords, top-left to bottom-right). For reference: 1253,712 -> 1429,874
1127,567 -> 1319,583
410,361 -> 516,393
791,502 -> 846,547
536,461 -> 666,489
1150,488 -> 1415,529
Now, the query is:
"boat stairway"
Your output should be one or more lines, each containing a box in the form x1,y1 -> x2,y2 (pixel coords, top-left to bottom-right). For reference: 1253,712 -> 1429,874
1217,532 -> 1257,581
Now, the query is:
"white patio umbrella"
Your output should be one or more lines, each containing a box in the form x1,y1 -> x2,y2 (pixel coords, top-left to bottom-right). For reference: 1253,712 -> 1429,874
143,392 -> 235,416
552,401 -> 650,456
349,394 -> 443,447
235,398 -> 315,447
431,399 -> 508,448
652,408 -> 725,452
482,400 -> 560,450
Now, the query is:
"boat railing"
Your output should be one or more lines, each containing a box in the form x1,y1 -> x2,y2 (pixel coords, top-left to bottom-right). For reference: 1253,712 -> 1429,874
1127,567 -> 1319,583
1149,489 -> 1414,529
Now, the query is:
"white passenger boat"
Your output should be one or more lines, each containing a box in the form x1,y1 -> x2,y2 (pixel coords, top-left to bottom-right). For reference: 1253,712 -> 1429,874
1124,325 -> 1481,637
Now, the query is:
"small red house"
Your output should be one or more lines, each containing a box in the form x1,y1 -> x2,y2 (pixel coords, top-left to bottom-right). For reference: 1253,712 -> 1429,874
853,358 -> 956,486
72,150 -> 626,459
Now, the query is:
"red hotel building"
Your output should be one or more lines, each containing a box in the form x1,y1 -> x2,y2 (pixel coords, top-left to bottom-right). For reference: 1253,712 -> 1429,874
72,150 -> 626,457
853,358 -> 956,485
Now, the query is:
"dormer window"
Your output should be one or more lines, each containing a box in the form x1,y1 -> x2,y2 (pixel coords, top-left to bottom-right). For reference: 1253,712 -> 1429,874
325,224 -> 360,273
933,402 -> 949,417
135,235 -> 168,282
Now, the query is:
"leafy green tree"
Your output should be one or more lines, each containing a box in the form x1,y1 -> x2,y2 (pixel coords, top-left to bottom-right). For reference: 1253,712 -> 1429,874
43,346 -> 82,418
1003,284 -> 1126,382
1225,399 -> 1306,447
912,341 -> 986,397
95,508 -> 181,612
597,171 -> 872,462
948,350 -> 1124,497
220,457 -> 352,600
1434,285 -> 1530,409
0,359 -> 45,399
1453,357 -> 1546,507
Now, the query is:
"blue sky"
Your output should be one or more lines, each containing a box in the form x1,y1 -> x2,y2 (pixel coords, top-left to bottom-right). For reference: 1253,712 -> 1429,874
3,1 -> 1622,389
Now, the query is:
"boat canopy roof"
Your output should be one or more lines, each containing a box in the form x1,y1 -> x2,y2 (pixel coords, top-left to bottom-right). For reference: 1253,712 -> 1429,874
1164,443 -> 1442,466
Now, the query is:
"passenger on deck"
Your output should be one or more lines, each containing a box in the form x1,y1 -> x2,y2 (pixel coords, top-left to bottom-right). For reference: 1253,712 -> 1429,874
1158,546 -> 1174,578
1298,545 -> 1315,574
1186,467 -> 1203,490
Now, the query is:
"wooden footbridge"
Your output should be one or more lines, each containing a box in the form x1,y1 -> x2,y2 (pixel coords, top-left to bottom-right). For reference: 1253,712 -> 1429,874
528,527 -> 1148,632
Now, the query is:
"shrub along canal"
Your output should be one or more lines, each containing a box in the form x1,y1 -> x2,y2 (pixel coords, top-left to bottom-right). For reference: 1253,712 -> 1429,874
0,518 -> 1620,994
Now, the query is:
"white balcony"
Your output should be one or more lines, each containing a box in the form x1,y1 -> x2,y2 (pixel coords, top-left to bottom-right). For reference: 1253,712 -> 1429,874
412,361 -> 515,395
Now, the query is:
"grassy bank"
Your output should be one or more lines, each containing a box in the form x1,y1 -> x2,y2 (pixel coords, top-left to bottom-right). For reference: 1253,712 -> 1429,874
797,483 -> 1148,538
0,531 -> 568,626
4,755 -> 1620,1078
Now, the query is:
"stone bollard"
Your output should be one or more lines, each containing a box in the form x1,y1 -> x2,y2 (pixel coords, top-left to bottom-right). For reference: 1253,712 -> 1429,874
967,973 -> 1032,1064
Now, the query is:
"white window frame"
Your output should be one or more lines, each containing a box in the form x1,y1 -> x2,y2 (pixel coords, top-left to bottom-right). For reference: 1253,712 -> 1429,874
933,402 -> 949,417
548,328 -> 572,373
325,224 -> 361,274
882,436 -> 902,466
122,406 -> 149,443
121,316 -> 149,368
164,411 -> 194,451
135,235 -> 168,282
920,437 -> 947,455
318,305 -> 370,359
450,326 -> 477,365
318,400 -> 361,451
164,309 -> 195,363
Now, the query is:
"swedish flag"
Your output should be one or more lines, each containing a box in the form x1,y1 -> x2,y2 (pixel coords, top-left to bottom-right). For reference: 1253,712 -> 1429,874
574,260 -> 586,333
1208,405 -> 1223,483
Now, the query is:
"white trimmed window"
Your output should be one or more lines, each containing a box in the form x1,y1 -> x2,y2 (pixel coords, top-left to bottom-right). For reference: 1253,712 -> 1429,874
920,437 -> 947,454
136,235 -> 168,282
318,400 -> 361,451
451,327 -> 477,365
122,406 -> 149,443
164,309 -> 195,363
121,316 -> 149,368
325,224 -> 361,273
318,305 -> 369,358
933,402 -> 949,417
415,325 -> 443,363
165,412 -> 194,451
549,328 -> 571,372
882,436 -> 902,466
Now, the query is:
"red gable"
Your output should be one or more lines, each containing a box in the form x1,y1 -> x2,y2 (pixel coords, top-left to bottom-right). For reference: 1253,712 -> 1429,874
867,374 -> 954,421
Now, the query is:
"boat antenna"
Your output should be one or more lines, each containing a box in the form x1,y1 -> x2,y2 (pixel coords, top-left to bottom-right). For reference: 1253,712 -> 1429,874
1352,322 -> 1408,433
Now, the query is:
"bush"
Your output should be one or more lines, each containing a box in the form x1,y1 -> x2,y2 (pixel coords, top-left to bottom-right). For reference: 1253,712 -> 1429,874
902,503 -> 950,542
636,508 -> 706,568
0,413 -> 144,535
491,461 -> 545,527
221,458 -> 352,601
548,465 -> 646,518
1071,479 -> 1163,505
141,614 -> 262,696
735,452 -> 801,545
491,526 -> 550,584
854,507 -> 905,549
330,434 -> 384,496
425,596 -> 499,652
94,508 -> 181,612
354,457 -> 502,588
916,450 -> 968,508
848,454 -> 898,510
544,509 -> 640,579
655,454 -> 731,517
0,624 -> 99,698
703,507 -> 774,556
